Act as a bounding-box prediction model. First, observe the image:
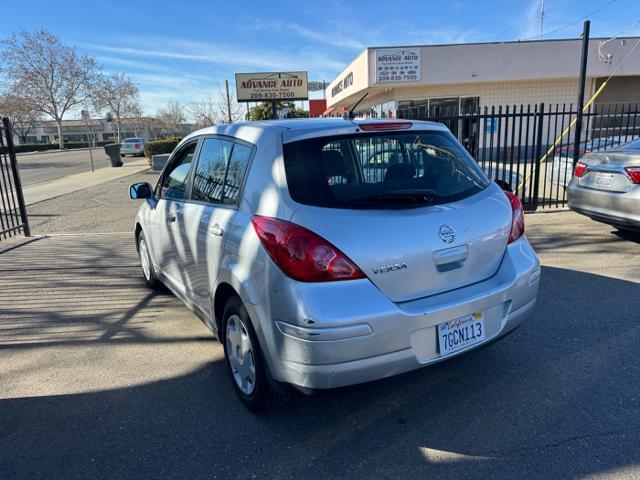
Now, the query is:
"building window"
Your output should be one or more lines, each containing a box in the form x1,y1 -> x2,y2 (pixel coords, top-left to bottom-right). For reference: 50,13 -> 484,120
355,100 -> 396,119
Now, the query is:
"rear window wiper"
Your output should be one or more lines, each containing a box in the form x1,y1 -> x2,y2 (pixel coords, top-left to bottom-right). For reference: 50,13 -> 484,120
351,188 -> 437,203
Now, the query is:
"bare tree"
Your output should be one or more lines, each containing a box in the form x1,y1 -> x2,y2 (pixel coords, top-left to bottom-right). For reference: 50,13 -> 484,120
92,72 -> 141,143
188,96 -> 219,129
0,93 -> 41,143
156,100 -> 186,136
125,104 -> 147,138
0,29 -> 100,149
187,83 -> 244,128
218,81 -> 244,123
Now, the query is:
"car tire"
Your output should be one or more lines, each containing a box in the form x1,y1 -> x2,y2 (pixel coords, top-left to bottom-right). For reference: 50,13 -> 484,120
137,231 -> 160,289
222,296 -> 289,412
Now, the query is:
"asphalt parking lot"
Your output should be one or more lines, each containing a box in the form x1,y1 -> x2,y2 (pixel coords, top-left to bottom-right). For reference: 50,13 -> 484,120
1,179 -> 640,478
17,148 -> 114,186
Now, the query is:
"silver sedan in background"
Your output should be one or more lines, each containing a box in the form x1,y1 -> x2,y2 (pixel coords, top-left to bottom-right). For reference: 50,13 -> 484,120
121,137 -> 146,157
568,138 -> 640,231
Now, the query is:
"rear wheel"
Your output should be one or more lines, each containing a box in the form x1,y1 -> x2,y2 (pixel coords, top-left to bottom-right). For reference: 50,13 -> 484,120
222,296 -> 288,412
137,231 -> 160,289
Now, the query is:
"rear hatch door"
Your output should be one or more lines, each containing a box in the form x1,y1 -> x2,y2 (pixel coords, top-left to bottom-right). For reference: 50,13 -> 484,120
291,186 -> 511,302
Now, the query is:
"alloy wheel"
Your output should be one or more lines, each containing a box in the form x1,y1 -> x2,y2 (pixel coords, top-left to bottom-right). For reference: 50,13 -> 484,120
225,314 -> 256,395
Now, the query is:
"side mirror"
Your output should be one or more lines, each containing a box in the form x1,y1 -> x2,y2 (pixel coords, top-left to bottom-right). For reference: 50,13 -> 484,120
130,182 -> 153,199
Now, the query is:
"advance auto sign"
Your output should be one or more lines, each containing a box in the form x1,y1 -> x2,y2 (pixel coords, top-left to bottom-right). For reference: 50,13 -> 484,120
375,49 -> 421,83
235,72 -> 308,102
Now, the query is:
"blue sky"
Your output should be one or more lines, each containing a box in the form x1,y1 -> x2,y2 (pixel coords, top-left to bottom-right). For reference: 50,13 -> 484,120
2,0 -> 639,115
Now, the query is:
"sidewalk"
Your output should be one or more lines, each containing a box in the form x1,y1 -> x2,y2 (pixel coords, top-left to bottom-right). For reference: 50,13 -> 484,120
23,158 -> 149,206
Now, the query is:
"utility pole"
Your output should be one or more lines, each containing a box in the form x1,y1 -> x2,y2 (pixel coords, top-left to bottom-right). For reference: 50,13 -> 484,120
225,80 -> 232,123
540,0 -> 545,38
573,20 -> 590,167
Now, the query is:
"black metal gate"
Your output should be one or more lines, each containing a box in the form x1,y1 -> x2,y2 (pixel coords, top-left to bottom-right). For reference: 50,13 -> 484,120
398,102 -> 640,211
0,117 -> 30,240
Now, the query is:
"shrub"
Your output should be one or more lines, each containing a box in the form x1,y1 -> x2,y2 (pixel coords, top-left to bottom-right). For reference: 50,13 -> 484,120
144,136 -> 182,158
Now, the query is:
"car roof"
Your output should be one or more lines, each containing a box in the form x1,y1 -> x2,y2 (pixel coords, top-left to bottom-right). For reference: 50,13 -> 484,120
236,118 -> 444,131
182,118 -> 448,146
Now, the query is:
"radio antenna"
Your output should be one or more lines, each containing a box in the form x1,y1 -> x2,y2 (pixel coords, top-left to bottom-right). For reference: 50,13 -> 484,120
344,93 -> 369,120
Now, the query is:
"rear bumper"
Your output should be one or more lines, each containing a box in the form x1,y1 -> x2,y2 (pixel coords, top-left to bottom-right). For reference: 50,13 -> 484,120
567,182 -> 640,227
278,297 -> 536,390
121,148 -> 144,155
249,238 -> 540,390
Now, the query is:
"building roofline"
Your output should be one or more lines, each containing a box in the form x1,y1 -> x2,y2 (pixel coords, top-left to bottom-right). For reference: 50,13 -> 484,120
363,36 -> 640,50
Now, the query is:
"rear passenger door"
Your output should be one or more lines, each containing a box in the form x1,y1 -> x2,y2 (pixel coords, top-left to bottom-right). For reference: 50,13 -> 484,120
181,137 -> 253,313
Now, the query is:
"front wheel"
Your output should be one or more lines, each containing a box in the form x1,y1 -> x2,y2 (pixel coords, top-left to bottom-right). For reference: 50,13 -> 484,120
222,296 -> 288,412
137,231 -> 160,289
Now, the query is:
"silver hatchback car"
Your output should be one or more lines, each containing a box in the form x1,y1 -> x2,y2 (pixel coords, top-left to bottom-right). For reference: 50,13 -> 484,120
129,118 -> 540,411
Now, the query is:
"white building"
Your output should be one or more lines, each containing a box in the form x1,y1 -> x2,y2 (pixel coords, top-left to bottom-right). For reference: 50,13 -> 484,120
12,118 -> 196,145
325,37 -> 640,119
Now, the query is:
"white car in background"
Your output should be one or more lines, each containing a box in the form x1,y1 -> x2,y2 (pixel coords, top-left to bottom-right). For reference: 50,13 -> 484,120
121,138 -> 146,157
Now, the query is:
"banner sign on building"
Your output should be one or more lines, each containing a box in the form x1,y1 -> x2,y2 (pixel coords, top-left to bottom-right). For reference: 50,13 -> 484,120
375,49 -> 421,83
235,72 -> 308,102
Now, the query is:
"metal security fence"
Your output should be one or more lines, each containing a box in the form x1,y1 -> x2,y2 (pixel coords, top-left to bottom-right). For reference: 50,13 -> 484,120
398,102 -> 640,210
0,117 -> 30,240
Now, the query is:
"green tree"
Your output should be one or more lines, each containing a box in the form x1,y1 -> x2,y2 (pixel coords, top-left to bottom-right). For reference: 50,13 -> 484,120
249,101 -> 308,121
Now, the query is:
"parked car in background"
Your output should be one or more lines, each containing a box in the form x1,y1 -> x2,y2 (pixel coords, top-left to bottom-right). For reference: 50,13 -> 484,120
121,137 -> 146,157
129,118 -> 540,412
551,137 -> 636,188
567,138 -> 640,231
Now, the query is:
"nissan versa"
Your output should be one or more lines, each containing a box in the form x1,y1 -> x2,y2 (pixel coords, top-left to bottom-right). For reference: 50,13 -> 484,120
129,118 -> 541,412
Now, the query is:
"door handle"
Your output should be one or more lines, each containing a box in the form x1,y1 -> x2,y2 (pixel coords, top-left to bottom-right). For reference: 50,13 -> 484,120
433,245 -> 468,273
167,213 -> 176,223
209,224 -> 224,236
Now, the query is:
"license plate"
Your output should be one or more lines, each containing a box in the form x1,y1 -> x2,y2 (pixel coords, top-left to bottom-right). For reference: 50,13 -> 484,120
437,312 -> 486,356
593,173 -> 614,187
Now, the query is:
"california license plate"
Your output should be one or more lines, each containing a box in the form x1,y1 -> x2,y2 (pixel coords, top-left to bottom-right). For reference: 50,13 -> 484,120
593,173 -> 614,187
437,312 -> 486,356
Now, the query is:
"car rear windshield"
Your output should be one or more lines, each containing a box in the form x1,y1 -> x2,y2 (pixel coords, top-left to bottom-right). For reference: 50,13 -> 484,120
125,138 -> 142,143
283,130 -> 490,209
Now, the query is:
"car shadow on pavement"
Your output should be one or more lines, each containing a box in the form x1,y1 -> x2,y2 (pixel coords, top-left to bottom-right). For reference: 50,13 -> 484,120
1,265 -> 640,479
612,228 -> 640,244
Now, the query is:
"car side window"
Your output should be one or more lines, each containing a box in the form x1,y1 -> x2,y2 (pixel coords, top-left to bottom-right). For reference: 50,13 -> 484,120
223,143 -> 252,204
192,138 -> 234,204
159,142 -> 197,200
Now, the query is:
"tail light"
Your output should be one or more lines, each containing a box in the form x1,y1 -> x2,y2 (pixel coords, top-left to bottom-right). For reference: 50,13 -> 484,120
625,166 -> 640,184
505,192 -> 525,244
251,216 -> 365,282
359,122 -> 412,131
135,143 -> 141,149
574,161 -> 588,178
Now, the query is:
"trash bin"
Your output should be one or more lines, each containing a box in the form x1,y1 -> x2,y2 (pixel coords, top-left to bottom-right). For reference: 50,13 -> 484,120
104,143 -> 123,167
